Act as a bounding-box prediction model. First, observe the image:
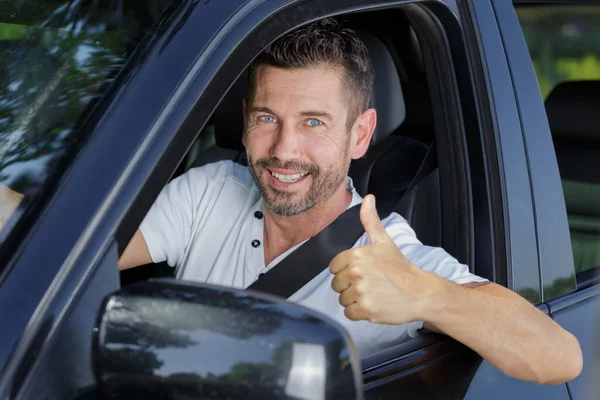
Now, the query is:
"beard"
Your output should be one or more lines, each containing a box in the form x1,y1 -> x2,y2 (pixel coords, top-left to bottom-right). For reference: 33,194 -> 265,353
247,154 -> 349,217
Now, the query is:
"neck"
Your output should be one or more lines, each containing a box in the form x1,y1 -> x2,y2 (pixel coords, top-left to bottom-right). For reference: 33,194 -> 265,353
262,182 -> 352,265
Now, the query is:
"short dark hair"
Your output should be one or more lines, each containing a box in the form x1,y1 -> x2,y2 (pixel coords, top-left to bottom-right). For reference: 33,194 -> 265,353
247,18 -> 374,129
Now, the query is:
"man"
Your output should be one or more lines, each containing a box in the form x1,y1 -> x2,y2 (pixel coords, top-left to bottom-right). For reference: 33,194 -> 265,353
119,19 -> 582,384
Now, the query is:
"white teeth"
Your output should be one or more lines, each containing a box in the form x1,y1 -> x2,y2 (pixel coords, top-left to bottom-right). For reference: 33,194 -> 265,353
271,171 -> 307,183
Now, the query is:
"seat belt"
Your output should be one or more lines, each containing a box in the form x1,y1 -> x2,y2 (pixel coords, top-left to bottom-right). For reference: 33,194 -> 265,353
247,141 -> 437,299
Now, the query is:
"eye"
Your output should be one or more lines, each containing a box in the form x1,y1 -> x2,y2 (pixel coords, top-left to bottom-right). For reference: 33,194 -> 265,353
260,115 -> 276,123
307,119 -> 323,127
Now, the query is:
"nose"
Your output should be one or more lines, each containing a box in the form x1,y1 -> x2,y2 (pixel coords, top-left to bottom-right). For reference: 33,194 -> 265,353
270,121 -> 302,161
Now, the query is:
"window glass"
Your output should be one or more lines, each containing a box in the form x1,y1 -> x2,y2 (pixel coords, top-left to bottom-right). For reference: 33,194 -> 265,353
517,5 -> 600,276
0,1 -> 172,240
516,5 -> 600,99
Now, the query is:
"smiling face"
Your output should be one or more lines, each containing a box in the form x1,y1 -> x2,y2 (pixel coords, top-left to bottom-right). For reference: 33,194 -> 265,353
243,65 -> 375,216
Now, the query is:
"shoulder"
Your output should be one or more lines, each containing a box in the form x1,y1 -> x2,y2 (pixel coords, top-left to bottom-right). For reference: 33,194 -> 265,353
178,160 -> 255,192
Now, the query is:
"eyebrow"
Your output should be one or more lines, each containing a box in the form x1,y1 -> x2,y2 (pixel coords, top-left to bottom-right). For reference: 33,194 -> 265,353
249,106 -> 277,115
249,106 -> 333,121
299,110 -> 333,120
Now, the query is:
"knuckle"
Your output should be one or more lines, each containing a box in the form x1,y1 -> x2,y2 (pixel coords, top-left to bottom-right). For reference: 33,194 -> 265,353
329,258 -> 342,273
356,298 -> 373,315
349,266 -> 363,280
331,277 -> 341,292
351,248 -> 364,260
354,283 -> 366,296
344,307 -> 356,321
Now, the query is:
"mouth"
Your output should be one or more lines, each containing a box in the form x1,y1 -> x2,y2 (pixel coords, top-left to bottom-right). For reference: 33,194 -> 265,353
267,169 -> 311,187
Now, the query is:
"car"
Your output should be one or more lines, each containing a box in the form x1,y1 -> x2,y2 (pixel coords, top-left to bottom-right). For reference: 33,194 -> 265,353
0,0 -> 598,399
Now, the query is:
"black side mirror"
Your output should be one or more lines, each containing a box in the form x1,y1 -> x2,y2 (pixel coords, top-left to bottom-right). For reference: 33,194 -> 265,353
93,279 -> 363,399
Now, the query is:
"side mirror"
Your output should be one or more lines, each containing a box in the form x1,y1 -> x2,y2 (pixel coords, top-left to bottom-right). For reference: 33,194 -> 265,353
93,279 -> 363,399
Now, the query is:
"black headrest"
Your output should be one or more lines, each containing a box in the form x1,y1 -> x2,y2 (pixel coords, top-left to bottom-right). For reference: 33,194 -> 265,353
545,80 -> 600,140
213,31 -> 406,151
357,32 -> 405,145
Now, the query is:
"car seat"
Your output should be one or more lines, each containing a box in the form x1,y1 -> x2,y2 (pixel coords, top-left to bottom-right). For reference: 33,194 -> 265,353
545,80 -> 600,273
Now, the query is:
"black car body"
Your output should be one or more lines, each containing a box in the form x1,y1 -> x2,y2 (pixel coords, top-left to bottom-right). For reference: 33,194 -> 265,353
0,0 -> 598,399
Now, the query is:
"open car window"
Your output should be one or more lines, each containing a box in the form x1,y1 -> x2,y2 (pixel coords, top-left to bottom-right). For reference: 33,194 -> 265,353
0,1 -> 172,247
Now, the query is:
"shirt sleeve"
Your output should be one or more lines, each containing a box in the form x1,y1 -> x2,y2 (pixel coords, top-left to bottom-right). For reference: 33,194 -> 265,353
379,213 -> 488,284
139,172 -> 195,267
139,160 -> 234,267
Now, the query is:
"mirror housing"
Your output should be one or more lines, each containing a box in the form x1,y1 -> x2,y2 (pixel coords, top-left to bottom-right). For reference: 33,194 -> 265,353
93,279 -> 363,399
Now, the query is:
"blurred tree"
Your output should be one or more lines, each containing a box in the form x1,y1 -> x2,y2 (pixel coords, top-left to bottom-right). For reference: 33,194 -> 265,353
517,5 -> 600,99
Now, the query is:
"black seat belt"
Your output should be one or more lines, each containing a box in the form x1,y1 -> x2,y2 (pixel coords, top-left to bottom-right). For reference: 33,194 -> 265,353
247,141 -> 437,299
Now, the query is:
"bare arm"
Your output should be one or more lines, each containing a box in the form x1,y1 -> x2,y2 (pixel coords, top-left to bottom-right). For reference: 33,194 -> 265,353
422,280 -> 583,385
331,195 -> 583,385
118,229 -> 152,270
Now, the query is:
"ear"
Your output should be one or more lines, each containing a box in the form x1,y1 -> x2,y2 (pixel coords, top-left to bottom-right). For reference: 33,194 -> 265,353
241,99 -> 248,147
350,108 -> 377,159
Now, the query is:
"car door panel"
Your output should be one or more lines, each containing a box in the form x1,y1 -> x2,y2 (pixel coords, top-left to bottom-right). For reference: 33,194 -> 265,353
364,343 -> 482,399
465,0 -> 541,302
14,242 -> 119,400
364,305 -> 571,399
548,285 -> 600,400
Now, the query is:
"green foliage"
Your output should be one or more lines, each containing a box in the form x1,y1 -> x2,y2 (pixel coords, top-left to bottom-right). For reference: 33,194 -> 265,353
556,54 -> 600,81
517,6 -> 600,99
0,23 -> 26,40
532,54 -> 600,99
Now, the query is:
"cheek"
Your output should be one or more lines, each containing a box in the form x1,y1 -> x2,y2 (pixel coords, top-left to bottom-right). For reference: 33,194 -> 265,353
244,126 -> 275,152
305,133 -> 348,165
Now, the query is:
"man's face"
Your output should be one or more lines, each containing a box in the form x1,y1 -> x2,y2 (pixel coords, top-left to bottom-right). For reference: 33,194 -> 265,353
243,65 -> 373,216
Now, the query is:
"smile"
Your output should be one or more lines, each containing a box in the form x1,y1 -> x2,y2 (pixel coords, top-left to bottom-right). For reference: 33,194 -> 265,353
270,171 -> 309,183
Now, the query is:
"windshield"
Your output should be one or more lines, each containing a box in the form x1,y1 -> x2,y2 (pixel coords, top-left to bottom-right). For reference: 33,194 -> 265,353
0,1 -> 172,240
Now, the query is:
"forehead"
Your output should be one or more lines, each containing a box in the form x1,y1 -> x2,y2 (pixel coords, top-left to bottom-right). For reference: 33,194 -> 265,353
251,65 -> 347,115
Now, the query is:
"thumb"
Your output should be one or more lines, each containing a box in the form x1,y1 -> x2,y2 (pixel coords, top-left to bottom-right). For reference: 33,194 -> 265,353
360,194 -> 391,245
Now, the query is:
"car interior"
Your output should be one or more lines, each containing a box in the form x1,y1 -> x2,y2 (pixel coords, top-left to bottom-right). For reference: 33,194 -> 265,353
120,9 -> 446,287
545,80 -> 600,278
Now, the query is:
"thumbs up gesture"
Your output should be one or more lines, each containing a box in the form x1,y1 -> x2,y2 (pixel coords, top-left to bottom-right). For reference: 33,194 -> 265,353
330,194 -> 441,325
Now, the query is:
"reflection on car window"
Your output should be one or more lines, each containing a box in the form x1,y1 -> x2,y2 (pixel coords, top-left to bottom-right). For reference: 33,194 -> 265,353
517,5 -> 600,277
0,1 -> 172,237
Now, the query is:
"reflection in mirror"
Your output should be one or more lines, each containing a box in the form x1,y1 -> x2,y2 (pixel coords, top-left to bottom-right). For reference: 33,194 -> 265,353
94,280 -> 362,400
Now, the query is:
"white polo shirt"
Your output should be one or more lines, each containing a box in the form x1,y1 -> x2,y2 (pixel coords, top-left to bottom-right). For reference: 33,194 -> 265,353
140,160 -> 486,357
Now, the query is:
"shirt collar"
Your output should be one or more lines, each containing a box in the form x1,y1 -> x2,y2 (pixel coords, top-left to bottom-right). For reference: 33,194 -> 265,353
346,176 -> 364,209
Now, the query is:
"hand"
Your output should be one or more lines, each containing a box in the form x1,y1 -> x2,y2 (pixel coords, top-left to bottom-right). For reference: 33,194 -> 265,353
0,183 -> 24,230
329,194 -> 442,325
